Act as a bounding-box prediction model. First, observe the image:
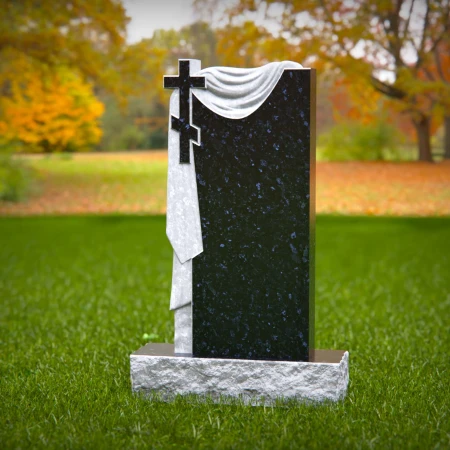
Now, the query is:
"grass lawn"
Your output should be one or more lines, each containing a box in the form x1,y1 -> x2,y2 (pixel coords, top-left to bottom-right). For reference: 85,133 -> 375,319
1,153 -> 169,215
1,215 -> 449,449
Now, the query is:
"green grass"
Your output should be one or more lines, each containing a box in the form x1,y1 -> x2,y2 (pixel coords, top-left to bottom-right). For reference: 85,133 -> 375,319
1,215 -> 449,449
28,154 -> 166,178
22,154 -> 168,211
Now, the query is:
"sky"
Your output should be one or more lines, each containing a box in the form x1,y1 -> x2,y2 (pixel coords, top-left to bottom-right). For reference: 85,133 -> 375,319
123,0 -> 196,43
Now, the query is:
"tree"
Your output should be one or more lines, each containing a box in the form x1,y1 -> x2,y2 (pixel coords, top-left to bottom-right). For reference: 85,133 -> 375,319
0,61 -> 104,153
96,21 -> 223,152
198,0 -> 450,161
152,22 -> 222,76
215,21 -> 290,67
122,22 -> 222,147
426,40 -> 450,159
0,0 -> 131,153
0,0 -> 128,96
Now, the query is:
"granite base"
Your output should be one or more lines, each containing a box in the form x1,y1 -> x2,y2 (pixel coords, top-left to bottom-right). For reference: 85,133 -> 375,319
130,344 -> 349,405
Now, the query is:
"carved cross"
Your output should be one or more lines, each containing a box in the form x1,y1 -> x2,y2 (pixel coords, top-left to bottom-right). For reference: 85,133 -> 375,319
164,60 -> 206,164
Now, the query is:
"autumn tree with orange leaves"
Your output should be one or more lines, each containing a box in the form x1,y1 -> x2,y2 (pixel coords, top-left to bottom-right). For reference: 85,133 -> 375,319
0,0 -> 138,153
0,61 -> 104,153
0,0 -> 128,95
197,0 -> 450,161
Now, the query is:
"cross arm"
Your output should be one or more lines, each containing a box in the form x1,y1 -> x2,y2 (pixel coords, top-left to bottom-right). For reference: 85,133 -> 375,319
163,76 -> 180,89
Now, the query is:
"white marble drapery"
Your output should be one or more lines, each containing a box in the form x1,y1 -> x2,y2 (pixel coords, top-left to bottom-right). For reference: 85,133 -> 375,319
195,61 -> 303,120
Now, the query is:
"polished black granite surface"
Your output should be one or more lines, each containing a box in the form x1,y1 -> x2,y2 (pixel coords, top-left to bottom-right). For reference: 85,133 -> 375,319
192,69 -> 316,362
133,344 -> 344,364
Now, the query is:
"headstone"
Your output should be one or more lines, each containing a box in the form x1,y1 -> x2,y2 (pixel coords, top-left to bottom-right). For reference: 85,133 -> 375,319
130,59 -> 349,404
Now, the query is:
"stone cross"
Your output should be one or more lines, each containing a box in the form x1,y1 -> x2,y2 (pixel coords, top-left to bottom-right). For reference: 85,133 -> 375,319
163,60 -> 206,163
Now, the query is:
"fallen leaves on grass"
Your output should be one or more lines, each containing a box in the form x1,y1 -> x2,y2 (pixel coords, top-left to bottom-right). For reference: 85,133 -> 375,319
0,153 -> 449,216
317,161 -> 450,216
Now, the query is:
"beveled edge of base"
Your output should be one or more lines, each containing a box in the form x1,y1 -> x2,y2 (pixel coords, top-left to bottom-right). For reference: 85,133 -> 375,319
132,343 -> 346,364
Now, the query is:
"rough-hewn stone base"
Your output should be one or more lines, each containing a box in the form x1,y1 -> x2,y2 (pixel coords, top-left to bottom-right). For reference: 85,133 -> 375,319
130,344 -> 349,405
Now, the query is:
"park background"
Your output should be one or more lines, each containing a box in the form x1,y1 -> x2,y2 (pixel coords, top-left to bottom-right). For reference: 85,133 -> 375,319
1,0 -> 449,449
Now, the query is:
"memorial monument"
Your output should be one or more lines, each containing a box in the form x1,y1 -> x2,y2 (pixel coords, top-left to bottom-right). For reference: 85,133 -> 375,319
130,59 -> 349,404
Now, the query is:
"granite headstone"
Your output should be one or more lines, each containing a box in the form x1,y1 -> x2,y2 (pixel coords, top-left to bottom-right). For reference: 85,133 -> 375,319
130,59 -> 348,404
164,59 -> 314,361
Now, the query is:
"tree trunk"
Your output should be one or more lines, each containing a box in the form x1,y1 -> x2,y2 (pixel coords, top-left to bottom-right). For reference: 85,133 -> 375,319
444,115 -> 450,160
413,115 -> 433,162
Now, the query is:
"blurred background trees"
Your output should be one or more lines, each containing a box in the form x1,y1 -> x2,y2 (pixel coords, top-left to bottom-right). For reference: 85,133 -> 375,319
0,0 -> 449,162
0,0 -> 128,153
99,21 -> 222,152
196,0 -> 450,162
0,63 -> 104,153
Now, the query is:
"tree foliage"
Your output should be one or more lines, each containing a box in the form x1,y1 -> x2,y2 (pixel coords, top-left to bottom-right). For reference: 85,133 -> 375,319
0,0 -> 143,153
151,21 -> 221,87
0,0 -> 128,95
319,120 -> 400,161
101,21 -> 222,151
420,40 -> 450,158
0,61 -> 104,153
199,0 -> 450,161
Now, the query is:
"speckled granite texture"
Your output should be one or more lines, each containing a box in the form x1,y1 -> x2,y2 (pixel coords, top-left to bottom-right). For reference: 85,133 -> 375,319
130,344 -> 348,405
192,69 -> 316,361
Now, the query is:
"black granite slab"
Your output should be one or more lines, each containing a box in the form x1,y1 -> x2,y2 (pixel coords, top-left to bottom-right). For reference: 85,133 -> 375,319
133,344 -> 344,364
192,69 -> 316,362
